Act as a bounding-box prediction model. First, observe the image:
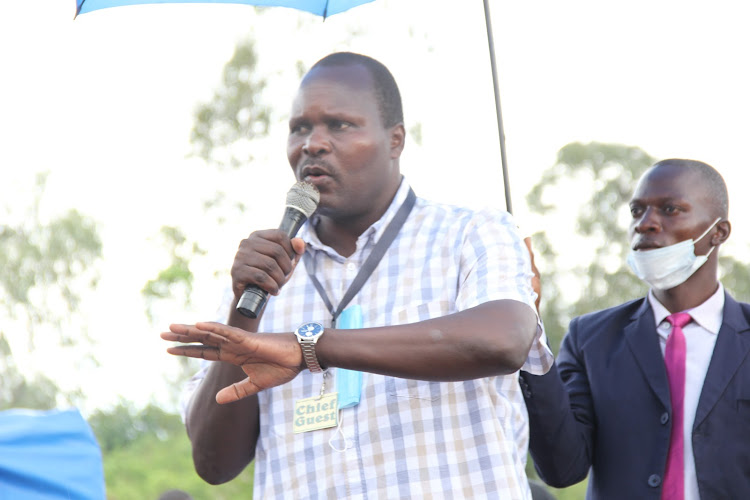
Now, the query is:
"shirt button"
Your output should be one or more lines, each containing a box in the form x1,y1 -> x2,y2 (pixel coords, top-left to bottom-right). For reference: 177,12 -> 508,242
660,412 -> 669,425
648,474 -> 662,487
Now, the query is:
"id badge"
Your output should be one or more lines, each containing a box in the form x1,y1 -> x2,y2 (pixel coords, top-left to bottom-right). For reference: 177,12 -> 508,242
293,393 -> 338,433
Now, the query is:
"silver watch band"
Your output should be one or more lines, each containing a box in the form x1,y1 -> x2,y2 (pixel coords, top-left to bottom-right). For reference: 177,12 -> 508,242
300,340 -> 325,373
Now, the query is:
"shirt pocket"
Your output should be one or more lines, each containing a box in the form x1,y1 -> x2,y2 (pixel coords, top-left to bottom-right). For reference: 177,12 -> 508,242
388,378 -> 442,402
384,300 -> 454,403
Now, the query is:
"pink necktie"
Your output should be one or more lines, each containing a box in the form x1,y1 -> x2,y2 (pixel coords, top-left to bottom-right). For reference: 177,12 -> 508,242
662,312 -> 691,500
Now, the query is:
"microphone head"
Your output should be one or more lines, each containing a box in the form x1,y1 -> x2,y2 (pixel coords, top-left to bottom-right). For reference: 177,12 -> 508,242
286,181 -> 320,218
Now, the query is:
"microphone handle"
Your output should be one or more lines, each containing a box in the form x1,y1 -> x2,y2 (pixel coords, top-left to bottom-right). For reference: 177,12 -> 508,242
236,207 -> 309,318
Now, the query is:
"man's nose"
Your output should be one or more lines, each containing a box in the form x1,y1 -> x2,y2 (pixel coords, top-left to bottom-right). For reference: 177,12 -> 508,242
633,208 -> 660,233
302,127 -> 331,156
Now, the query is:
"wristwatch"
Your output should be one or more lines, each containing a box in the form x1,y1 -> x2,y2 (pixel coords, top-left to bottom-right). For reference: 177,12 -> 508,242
294,321 -> 326,373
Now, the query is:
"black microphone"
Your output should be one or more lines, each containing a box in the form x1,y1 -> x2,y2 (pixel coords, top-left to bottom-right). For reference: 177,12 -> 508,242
236,181 -> 320,318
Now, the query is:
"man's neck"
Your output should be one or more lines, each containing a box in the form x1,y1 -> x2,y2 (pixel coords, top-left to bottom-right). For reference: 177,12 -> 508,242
314,178 -> 404,257
315,215 -> 373,258
653,280 -> 720,313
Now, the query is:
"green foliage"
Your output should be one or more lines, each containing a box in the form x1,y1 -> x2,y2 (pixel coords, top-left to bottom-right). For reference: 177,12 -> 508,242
190,39 -> 271,170
719,255 -> 750,303
143,261 -> 193,300
142,226 -> 205,323
0,172 -> 102,345
526,142 -> 655,352
90,404 -> 254,500
89,401 -> 184,453
0,172 -> 102,408
0,334 -> 59,410
550,482 -> 588,500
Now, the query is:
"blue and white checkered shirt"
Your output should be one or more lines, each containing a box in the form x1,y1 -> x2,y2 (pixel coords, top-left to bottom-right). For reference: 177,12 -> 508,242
185,179 -> 553,499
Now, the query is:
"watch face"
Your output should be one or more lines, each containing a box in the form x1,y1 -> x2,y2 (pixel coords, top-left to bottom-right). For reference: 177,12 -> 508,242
298,322 -> 324,339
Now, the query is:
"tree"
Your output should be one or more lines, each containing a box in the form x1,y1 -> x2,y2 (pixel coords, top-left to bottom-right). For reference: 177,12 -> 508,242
141,36 -> 272,327
0,172 -> 102,409
142,226 -> 205,324
191,38 -> 271,172
89,402 -> 254,499
0,334 -> 58,410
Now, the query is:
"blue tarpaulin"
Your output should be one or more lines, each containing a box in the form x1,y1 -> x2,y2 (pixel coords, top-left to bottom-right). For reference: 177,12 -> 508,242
0,408 -> 105,500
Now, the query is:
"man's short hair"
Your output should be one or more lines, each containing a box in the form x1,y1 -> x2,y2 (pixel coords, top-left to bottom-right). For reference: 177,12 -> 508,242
653,158 -> 729,217
308,52 -> 404,128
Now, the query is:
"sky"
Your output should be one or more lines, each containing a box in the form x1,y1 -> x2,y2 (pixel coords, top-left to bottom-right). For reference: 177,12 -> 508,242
2,0 -> 750,413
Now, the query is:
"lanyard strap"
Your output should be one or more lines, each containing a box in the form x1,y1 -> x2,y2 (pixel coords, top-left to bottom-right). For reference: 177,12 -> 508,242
303,188 -> 416,327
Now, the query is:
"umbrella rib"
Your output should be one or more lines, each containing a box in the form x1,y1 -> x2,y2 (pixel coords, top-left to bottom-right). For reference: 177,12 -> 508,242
74,0 -> 86,19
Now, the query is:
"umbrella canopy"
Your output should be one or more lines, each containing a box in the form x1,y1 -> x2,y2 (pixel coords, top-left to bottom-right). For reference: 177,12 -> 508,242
76,0 -> 375,19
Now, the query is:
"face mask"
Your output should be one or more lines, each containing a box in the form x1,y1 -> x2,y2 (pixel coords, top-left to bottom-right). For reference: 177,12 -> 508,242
627,217 -> 721,291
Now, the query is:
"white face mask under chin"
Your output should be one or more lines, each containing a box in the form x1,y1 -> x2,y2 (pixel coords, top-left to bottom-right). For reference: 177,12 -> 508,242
627,217 -> 720,291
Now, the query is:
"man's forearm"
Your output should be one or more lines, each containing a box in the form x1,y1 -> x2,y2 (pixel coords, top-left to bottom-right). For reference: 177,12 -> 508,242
316,300 -> 538,380
185,295 -> 263,484
521,365 -> 593,487
186,361 -> 260,484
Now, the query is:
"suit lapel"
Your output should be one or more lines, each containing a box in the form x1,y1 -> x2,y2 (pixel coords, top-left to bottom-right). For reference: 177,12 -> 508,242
693,292 -> 750,429
624,300 -> 671,410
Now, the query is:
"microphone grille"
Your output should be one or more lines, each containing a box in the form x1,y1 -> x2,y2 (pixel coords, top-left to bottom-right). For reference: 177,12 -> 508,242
286,181 -> 320,217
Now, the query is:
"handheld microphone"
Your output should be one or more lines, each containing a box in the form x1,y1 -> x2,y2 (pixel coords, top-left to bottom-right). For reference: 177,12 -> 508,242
236,181 -> 320,318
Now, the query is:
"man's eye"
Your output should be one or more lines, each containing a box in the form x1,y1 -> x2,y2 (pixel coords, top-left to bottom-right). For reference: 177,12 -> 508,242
630,207 -> 642,217
291,124 -> 310,134
330,120 -> 350,131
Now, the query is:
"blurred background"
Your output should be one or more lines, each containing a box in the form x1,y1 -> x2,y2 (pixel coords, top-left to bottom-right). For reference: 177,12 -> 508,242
2,1 -> 749,497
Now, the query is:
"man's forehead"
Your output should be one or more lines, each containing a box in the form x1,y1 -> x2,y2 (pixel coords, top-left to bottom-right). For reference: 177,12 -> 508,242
630,166 -> 706,203
290,66 -> 380,122
300,64 -> 373,91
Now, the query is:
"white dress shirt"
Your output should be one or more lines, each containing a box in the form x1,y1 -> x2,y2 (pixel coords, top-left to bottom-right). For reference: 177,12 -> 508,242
649,284 -> 724,500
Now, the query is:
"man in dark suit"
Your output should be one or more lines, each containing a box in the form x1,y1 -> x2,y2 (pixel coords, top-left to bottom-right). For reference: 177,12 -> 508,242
520,159 -> 750,500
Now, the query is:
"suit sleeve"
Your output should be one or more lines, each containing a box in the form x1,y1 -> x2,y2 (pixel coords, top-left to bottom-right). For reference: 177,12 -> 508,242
519,316 -> 596,487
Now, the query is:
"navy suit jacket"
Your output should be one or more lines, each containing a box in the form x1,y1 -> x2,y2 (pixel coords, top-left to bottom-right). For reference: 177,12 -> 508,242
520,291 -> 750,500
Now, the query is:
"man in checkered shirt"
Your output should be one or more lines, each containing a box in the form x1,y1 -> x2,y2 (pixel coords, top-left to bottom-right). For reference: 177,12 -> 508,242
163,51 -> 553,499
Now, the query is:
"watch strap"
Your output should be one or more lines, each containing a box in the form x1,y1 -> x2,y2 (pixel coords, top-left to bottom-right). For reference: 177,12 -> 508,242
300,340 -> 325,373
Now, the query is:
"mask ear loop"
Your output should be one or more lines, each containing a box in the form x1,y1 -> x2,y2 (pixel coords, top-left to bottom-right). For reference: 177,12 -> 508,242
694,217 -> 722,244
328,409 -> 353,452
693,217 -> 722,258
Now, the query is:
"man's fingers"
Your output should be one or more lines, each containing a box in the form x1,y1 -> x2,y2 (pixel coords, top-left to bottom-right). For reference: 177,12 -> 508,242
164,322 -> 250,346
166,345 -> 220,361
216,379 -> 260,404
290,237 -> 306,256
163,323 -> 227,345
194,321 -> 253,345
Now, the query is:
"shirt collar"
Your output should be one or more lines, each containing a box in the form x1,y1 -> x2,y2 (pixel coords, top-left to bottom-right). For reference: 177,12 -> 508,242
299,176 -> 411,258
648,283 -> 724,334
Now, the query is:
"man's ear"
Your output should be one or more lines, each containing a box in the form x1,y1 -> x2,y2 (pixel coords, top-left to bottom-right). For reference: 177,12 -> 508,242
389,123 -> 406,159
712,219 -> 731,245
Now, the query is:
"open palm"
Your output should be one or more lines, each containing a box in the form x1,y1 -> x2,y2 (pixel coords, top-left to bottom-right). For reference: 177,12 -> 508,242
161,322 -> 303,404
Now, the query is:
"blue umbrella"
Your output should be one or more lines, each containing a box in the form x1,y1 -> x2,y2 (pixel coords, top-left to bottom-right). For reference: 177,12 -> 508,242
76,0 -> 375,19
74,0 -> 514,213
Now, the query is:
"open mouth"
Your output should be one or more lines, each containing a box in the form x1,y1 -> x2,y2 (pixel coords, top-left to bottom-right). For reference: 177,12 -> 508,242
632,242 -> 661,251
300,165 -> 332,184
